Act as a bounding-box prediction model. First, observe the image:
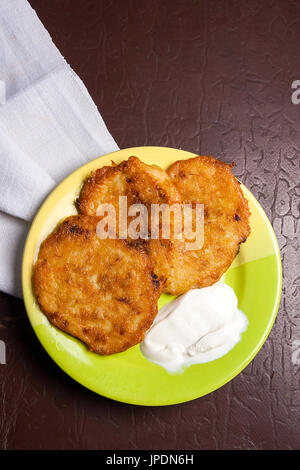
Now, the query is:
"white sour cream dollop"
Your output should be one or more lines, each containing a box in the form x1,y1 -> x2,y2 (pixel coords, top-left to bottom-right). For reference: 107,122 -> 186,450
140,283 -> 248,373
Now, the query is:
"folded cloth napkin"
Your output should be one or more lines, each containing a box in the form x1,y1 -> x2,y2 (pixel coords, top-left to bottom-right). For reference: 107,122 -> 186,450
0,0 -> 119,298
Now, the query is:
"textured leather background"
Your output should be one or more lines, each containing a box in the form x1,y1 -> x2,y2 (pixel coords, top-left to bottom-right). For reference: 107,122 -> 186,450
0,0 -> 299,450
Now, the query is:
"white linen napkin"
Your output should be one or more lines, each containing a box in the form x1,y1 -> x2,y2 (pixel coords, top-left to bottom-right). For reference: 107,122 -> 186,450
0,0 -> 119,298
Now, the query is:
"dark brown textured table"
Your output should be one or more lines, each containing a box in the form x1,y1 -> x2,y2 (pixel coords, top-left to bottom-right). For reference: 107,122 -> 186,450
0,0 -> 299,450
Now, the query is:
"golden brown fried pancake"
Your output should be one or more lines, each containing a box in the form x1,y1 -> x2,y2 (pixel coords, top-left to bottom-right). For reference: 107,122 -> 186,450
166,155 -> 251,294
122,156 -> 181,208
33,215 -> 161,355
77,155 -> 250,296
78,163 -> 130,217
78,156 -> 184,291
78,156 -> 182,217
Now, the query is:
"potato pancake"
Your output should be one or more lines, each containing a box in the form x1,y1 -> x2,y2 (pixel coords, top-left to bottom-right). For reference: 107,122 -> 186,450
78,156 -> 182,218
77,155 -> 250,296
167,155 -> 251,294
33,215 -> 161,355
78,157 -> 185,291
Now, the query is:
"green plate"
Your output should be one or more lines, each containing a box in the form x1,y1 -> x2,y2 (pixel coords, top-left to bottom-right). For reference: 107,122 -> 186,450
22,147 -> 282,406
